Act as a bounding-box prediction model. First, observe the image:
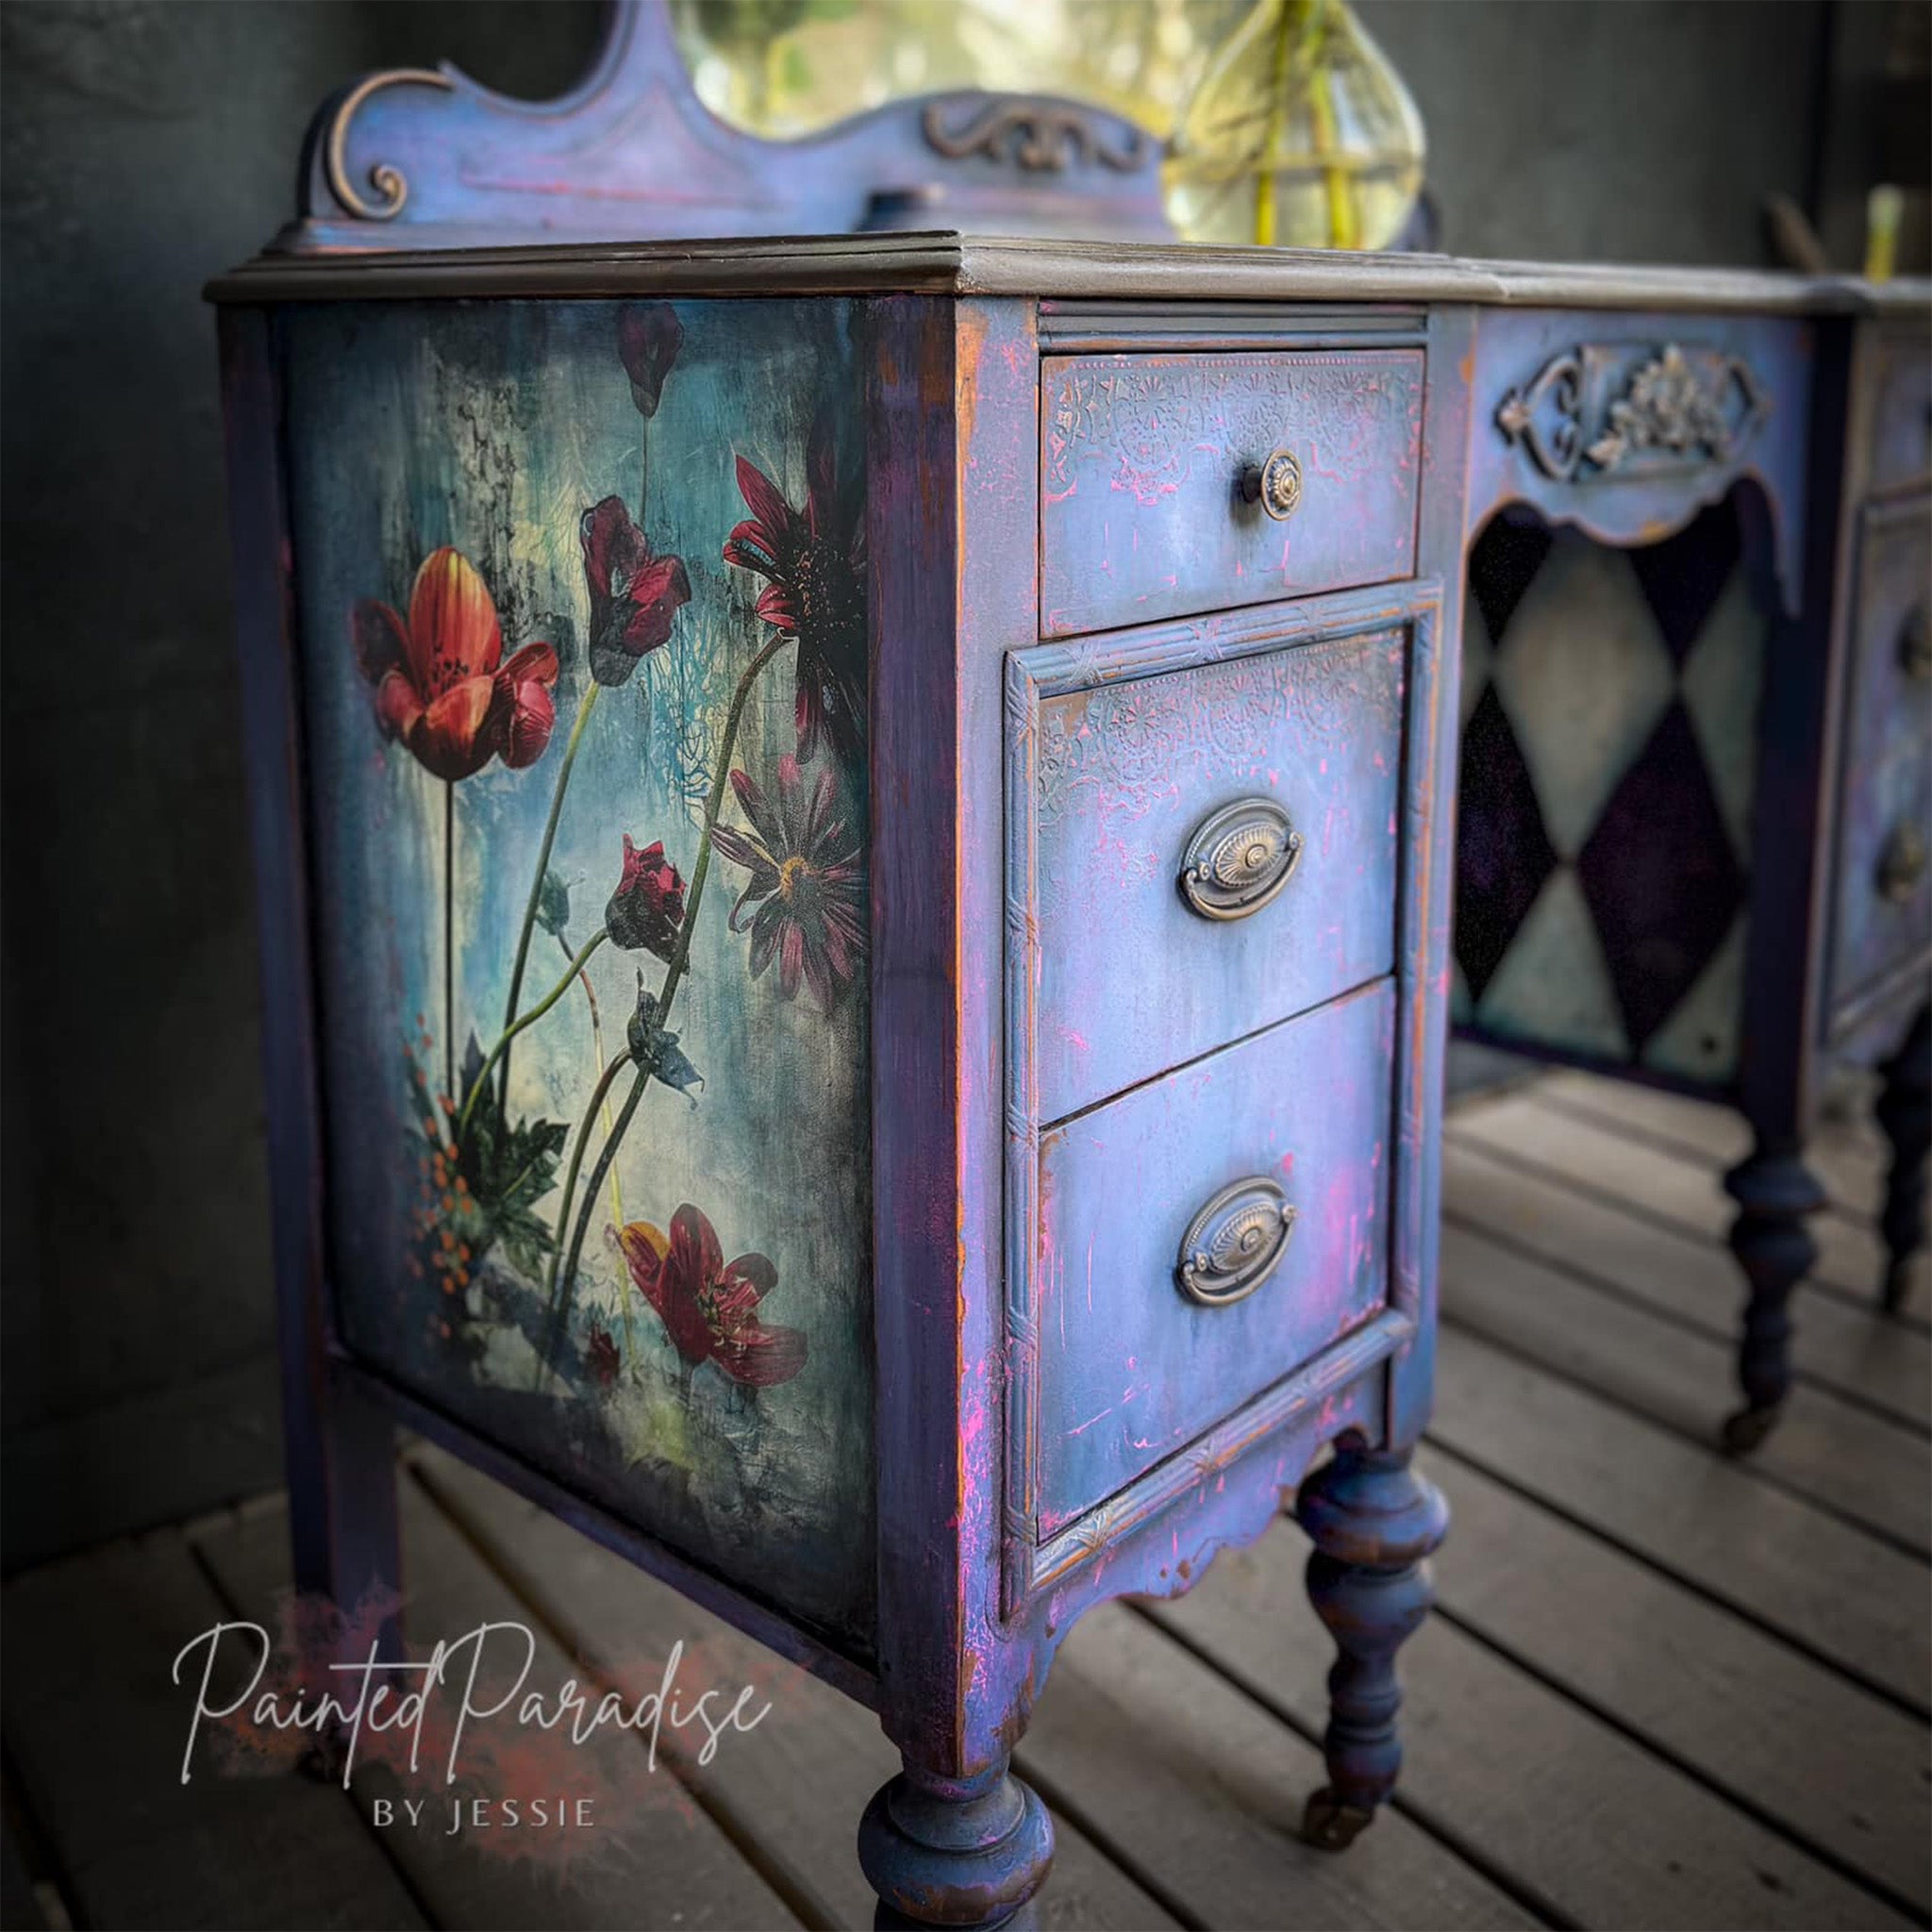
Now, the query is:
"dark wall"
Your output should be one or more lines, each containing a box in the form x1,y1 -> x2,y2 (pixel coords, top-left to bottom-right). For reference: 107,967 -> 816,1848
0,0 -> 1831,1569
0,0 -> 603,1571
1361,0 -> 1826,266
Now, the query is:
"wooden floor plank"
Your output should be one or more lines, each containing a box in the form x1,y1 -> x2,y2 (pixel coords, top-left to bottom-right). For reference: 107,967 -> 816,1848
1453,1091 -> 1924,1319
1427,1451 -> 1932,1913
1,1531 -> 425,1931
196,1487 -> 796,1931
1440,1218 -> 1932,1556
1429,1326 -> 1932,1712
1444,1137 -> 1932,1431
411,1444 -> 1176,1932
1533,1073 -> 1889,1224
1144,1517 -> 1914,1931
1021,1599 -> 1537,1931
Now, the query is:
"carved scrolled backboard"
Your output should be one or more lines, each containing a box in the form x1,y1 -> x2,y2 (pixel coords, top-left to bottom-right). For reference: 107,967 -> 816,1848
283,0 -> 1172,253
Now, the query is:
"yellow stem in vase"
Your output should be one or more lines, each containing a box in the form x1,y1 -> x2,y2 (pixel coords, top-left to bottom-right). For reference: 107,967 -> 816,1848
1255,0 -> 1300,246
1303,0 -> 1357,249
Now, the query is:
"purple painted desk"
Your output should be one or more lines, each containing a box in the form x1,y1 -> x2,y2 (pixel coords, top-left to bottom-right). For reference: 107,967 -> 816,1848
206,18 -> 1932,1920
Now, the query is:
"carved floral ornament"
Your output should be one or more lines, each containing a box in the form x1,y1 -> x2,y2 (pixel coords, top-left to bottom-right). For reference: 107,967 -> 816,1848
1496,342 -> 1770,484
920,98 -> 1146,174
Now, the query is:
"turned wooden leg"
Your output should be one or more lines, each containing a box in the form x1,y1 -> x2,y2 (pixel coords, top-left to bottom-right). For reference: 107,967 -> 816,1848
858,1755 -> 1054,1930
1721,1134 -> 1825,1454
1296,1444 -> 1448,1850
1876,1006 -> 1930,1316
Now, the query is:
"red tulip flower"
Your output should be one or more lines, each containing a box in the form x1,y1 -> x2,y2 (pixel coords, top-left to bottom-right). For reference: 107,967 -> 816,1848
580,497 -> 691,687
352,549 -> 558,783
710,755 -> 865,1012
606,835 -> 686,960
617,303 -> 684,419
723,421 -> 867,766
618,1205 -> 807,1388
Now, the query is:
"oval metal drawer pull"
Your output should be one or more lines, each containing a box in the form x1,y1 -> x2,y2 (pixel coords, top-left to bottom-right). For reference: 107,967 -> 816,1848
1900,605 -> 1930,683
1239,447 -> 1304,521
1178,796 -> 1303,922
1878,821 -> 1927,903
1177,1176 -> 1298,1307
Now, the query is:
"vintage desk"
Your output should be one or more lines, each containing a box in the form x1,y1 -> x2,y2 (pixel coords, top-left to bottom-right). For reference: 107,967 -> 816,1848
1454,305 -> 1932,1448
210,17 -> 1930,1924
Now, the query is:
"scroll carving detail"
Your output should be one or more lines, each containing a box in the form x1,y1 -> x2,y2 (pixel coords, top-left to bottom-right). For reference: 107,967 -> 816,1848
324,68 -> 456,221
921,98 -> 1145,173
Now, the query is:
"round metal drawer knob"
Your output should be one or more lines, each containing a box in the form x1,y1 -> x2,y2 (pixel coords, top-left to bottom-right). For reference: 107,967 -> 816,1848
1240,447 -> 1304,522
1177,1176 -> 1298,1307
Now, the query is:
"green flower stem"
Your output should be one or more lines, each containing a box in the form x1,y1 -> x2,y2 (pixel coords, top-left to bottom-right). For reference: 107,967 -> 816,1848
558,930 -> 634,1361
534,1045 -> 632,1389
656,627 -> 790,1016
499,679 -> 601,1111
547,629 -> 791,1353
541,1058 -> 650,1384
456,926 -> 608,1151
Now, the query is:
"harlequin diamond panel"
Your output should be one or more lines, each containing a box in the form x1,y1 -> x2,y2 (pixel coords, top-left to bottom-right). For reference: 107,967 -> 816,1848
1576,701 -> 1746,1051
1454,504 -> 1769,1090
1456,682 -> 1558,1003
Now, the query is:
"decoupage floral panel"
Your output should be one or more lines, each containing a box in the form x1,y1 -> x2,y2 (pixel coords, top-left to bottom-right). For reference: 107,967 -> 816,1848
280,298 -> 874,1652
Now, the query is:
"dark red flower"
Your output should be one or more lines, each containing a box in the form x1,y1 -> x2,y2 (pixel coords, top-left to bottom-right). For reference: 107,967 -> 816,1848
352,548 -> 558,782
606,835 -> 686,959
709,755 -> 864,1012
617,303 -> 684,418
584,1323 -> 621,1388
618,1205 -> 807,1388
722,421 -> 866,766
579,497 -> 691,687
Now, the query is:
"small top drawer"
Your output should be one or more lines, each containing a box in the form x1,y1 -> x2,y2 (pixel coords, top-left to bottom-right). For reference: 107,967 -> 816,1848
1041,350 -> 1424,638
1869,334 -> 1932,496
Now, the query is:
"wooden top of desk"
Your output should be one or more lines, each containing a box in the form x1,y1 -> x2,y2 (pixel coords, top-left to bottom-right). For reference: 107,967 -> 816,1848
209,230 -> 1932,316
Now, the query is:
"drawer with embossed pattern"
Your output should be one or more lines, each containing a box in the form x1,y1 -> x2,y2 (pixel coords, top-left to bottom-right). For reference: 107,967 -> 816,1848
1828,494 -> 1932,1023
1024,976 -> 1396,1540
1040,349 -> 1425,638
1010,588 -> 1427,1124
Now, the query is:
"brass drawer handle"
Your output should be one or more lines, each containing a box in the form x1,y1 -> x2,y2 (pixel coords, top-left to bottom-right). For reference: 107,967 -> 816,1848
1239,447 -> 1304,521
1901,606 -> 1930,683
1179,796 -> 1303,922
1878,821 -> 1927,903
1177,1176 -> 1298,1307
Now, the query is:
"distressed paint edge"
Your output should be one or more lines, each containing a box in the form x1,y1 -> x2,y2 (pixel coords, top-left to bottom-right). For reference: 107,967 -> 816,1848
865,292 -> 974,1766
1026,1308 -> 1413,1594
220,305 -> 403,1615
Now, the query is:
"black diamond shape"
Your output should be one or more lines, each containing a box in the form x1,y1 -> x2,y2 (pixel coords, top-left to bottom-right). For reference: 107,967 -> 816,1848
1628,500 -> 1743,664
1575,700 -> 1744,1051
1456,682 -> 1558,1001
1468,508 -> 1554,645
